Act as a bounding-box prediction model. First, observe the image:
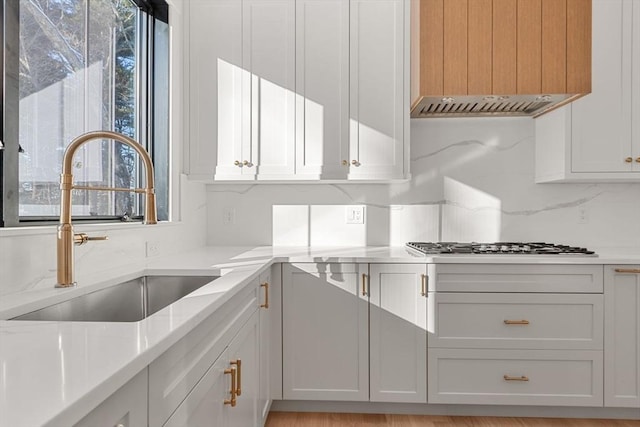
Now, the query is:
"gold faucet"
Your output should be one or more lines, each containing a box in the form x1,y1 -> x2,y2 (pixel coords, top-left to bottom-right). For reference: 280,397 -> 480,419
56,131 -> 157,288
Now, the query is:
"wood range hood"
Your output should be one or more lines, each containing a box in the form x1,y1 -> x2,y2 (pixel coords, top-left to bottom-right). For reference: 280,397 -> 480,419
410,0 -> 592,118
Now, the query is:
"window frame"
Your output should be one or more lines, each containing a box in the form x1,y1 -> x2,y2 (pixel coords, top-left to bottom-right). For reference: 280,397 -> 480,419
0,0 -> 169,227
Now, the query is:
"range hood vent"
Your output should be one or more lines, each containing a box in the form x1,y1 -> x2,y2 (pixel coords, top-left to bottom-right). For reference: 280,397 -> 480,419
411,94 -> 574,118
410,0 -> 592,118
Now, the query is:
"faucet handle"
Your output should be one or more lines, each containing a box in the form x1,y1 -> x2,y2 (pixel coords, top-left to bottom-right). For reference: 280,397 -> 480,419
74,233 -> 109,246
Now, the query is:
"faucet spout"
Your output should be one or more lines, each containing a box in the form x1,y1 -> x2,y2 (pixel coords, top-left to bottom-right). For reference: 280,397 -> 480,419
56,131 -> 157,288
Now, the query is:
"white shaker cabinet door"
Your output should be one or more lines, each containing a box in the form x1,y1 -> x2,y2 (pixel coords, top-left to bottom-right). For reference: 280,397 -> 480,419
189,0 -> 246,180
227,310 -> 260,427
369,264 -> 427,403
349,0 -> 406,180
605,266 -> 640,407
295,0 -> 350,179
571,0 -> 632,173
163,353 -> 230,427
258,269 -> 275,424
282,263 -> 369,401
244,0 -> 296,179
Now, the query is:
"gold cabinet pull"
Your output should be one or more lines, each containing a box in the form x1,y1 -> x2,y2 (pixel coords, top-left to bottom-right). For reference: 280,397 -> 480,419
626,157 -> 633,163
224,367 -> 237,406
362,273 -> 368,296
260,282 -> 269,309
243,160 -> 249,166
504,375 -> 529,382
614,268 -> 640,274
636,157 -> 640,163
420,274 -> 427,297
230,359 -> 242,396
342,160 -> 349,166
351,160 -> 360,166
234,160 -> 241,166
503,319 -> 530,325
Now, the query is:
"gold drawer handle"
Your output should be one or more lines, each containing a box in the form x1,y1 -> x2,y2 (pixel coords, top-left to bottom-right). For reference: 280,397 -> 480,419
420,274 -> 427,297
230,359 -> 242,396
362,273 -> 368,296
224,367 -> 237,406
504,375 -> 529,382
625,157 -> 633,163
615,268 -> 640,274
260,282 -> 269,309
504,319 -> 530,325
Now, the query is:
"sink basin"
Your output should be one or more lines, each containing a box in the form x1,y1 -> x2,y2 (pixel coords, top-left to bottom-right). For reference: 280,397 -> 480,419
12,275 -> 219,322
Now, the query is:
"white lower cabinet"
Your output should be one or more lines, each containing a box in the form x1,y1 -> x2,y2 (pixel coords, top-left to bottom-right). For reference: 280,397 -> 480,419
282,263 -> 427,403
283,263 -> 369,401
258,270 -> 272,423
369,264 -> 427,403
74,369 -> 148,427
163,350 -> 230,427
164,310 -> 260,427
427,264 -> 605,407
227,309 -> 261,427
605,265 -> 640,407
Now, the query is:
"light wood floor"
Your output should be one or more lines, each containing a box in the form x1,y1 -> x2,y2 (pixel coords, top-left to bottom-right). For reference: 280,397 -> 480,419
265,412 -> 640,427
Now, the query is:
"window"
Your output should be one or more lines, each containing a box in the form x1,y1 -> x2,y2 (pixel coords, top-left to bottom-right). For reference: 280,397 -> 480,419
0,0 -> 169,226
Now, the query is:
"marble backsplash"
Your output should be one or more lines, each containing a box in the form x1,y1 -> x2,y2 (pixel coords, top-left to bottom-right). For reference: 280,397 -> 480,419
206,117 -> 640,250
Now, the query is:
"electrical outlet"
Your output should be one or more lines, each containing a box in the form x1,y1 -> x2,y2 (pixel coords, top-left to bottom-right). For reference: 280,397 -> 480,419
578,206 -> 589,224
146,241 -> 160,258
345,206 -> 365,224
223,207 -> 236,225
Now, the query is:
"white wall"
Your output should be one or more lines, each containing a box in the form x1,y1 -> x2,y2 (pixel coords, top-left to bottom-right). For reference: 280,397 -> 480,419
206,117 -> 640,250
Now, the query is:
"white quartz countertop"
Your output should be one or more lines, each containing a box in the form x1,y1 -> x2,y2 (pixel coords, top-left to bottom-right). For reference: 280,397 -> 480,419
2,245 -> 640,427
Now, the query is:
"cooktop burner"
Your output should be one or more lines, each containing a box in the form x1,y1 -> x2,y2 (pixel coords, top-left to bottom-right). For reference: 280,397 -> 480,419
406,242 -> 597,256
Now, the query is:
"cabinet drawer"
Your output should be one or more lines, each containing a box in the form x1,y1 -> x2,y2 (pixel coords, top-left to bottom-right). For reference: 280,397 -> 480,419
428,293 -> 603,350
149,281 -> 258,427
429,264 -> 603,293
428,348 -> 603,407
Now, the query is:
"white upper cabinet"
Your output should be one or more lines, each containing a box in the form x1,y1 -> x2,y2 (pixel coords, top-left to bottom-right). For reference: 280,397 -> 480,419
186,0 -> 409,182
245,0 -> 296,180
295,0 -> 350,179
349,0 -> 407,180
535,0 -> 640,182
187,0 -> 244,180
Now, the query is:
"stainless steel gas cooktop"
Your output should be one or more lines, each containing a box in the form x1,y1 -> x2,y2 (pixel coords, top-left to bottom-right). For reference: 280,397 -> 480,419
406,242 -> 597,256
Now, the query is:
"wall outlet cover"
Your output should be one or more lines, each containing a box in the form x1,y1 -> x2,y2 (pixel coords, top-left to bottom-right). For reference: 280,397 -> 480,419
345,206 -> 365,224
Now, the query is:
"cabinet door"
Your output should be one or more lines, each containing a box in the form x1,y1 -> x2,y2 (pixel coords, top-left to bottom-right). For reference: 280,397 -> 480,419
74,369 -> 148,427
189,0 -> 246,180
244,0 -> 296,179
369,264 -> 427,403
349,0 -> 406,180
163,351 -> 230,427
258,270 -> 273,424
295,0 -> 350,179
283,263 -> 369,401
227,310 -> 260,427
605,266 -> 640,407
571,0 -> 633,173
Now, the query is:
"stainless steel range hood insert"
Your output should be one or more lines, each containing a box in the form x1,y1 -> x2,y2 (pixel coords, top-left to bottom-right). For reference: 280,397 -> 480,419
411,94 -> 575,118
